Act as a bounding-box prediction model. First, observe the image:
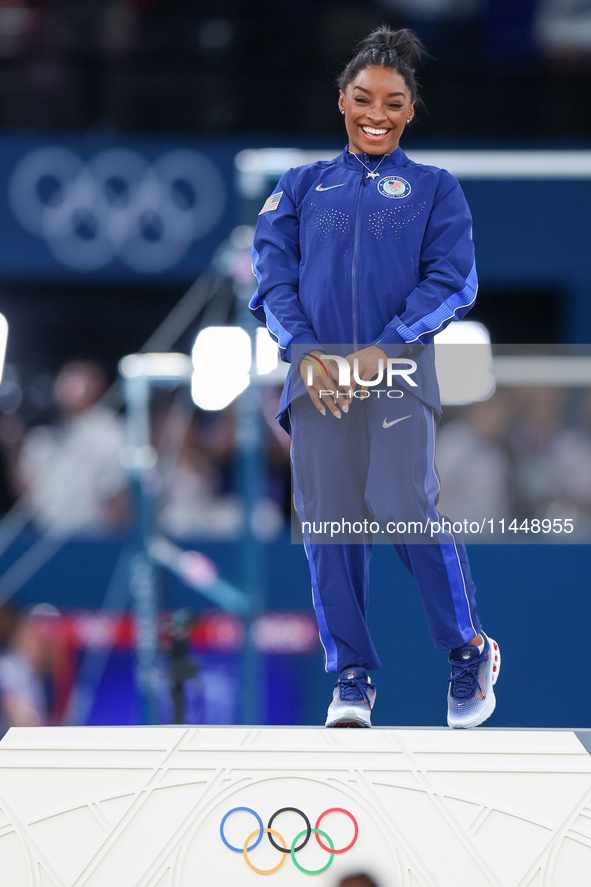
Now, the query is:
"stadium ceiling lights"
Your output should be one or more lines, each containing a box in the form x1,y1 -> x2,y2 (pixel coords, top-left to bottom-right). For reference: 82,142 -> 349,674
434,320 -> 495,405
119,352 -> 193,382
255,327 -> 279,376
119,330 -> 283,418
122,323 -> 509,411
191,326 -> 281,411
191,326 -> 252,411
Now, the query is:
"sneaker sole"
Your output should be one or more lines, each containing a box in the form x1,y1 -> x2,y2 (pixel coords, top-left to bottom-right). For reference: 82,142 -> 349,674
325,718 -> 371,728
325,706 -> 372,728
448,636 -> 501,729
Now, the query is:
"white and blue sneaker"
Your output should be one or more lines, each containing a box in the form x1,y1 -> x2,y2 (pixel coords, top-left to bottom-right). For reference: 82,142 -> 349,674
447,632 -> 501,729
325,667 -> 376,728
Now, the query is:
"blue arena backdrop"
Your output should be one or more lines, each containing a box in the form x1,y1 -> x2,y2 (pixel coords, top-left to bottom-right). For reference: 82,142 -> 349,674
0,133 -> 336,284
3,532 -> 590,729
0,134 -> 588,344
0,133 -> 241,283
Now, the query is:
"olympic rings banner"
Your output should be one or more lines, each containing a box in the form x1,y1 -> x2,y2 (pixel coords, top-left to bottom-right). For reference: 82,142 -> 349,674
220,806 -> 359,876
0,134 -> 237,281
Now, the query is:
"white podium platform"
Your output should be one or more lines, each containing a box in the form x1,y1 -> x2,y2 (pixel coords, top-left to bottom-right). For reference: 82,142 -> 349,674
0,727 -> 590,887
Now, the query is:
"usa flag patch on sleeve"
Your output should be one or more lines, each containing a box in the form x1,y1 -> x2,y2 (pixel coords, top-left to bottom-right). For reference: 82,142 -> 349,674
259,191 -> 283,215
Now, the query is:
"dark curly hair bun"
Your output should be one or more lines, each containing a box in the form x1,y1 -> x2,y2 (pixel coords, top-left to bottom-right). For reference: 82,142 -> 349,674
357,27 -> 426,70
337,25 -> 426,105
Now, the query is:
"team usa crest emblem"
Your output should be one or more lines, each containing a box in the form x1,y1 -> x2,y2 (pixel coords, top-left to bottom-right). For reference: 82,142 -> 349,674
377,175 -> 411,199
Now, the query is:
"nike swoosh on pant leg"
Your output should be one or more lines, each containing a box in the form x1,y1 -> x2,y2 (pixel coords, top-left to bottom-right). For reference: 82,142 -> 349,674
382,415 -> 412,429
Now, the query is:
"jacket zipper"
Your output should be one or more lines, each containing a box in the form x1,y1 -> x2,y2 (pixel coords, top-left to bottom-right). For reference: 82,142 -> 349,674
351,169 -> 366,348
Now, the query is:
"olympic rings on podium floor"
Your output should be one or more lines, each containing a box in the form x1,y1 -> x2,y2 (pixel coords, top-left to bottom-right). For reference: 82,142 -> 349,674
268,807 -> 311,852
291,829 -> 335,875
220,807 -> 264,852
244,828 -> 287,875
220,806 -> 359,872
315,807 -> 359,853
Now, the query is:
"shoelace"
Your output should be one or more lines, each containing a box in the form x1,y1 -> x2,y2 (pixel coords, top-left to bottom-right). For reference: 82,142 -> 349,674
338,678 -> 371,703
448,652 -> 487,700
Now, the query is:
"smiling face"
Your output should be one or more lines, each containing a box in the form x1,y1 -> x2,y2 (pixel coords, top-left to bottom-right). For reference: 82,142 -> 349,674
339,65 -> 415,156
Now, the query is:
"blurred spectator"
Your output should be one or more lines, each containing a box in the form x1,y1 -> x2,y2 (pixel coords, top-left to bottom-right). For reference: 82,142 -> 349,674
376,0 -> 484,68
47,0 -> 137,127
0,1 -> 35,59
436,391 -> 513,524
534,0 -> 591,136
0,602 -> 47,736
534,389 -> 591,536
260,385 -> 291,520
152,387 -> 287,539
509,386 -> 566,519
536,0 -> 591,57
153,399 -> 242,539
8,360 -> 127,535
0,0 -> 588,138
547,390 -> 591,500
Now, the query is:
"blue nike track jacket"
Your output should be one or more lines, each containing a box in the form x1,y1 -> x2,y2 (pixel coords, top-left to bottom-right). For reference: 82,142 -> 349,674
250,145 -> 482,667
250,145 -> 477,429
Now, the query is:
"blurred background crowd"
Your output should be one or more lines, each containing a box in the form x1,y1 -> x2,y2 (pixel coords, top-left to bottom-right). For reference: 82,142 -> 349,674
1,0 -> 591,735
0,0 -> 590,138
2,365 -> 591,540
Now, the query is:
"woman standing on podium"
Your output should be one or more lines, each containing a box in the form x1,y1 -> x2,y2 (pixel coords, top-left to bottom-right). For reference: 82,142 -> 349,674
250,26 -> 500,729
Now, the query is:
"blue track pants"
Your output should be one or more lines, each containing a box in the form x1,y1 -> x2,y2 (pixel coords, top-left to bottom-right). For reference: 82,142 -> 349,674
290,390 -> 482,673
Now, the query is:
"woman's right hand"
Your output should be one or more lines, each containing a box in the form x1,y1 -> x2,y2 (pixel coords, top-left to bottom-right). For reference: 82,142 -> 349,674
298,351 -> 351,418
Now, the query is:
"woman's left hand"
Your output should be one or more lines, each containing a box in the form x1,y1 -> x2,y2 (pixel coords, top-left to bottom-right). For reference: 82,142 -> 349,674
345,345 -> 388,397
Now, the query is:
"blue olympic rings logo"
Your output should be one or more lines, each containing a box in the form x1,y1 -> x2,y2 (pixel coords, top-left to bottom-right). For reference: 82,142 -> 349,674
8,146 -> 227,273
220,806 -> 359,875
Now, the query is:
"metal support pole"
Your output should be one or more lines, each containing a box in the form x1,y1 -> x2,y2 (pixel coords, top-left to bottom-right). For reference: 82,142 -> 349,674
236,294 -> 266,726
123,371 -> 160,725
236,369 -> 265,725
120,342 -> 274,728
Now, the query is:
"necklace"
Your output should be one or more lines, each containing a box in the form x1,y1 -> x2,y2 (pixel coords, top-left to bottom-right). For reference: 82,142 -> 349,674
349,150 -> 389,180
